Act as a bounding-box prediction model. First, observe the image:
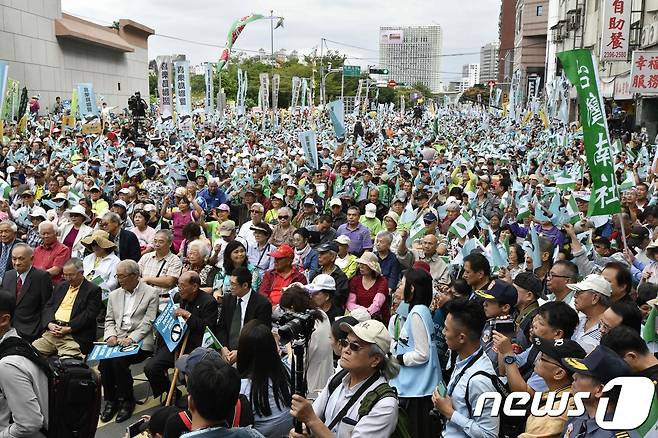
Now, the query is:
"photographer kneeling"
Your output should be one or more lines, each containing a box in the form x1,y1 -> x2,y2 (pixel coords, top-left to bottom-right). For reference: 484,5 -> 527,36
289,319 -> 400,437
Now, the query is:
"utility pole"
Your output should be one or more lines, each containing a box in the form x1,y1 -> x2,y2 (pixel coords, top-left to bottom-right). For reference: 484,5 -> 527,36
270,9 -> 274,60
319,38 -> 324,106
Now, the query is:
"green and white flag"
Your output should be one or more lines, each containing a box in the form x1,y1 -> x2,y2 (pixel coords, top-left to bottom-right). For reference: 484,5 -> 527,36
618,171 -> 636,192
202,326 -> 223,350
557,49 -> 620,216
405,214 -> 426,247
556,173 -> 577,190
448,210 -> 475,239
566,195 -> 580,224
0,178 -> 10,199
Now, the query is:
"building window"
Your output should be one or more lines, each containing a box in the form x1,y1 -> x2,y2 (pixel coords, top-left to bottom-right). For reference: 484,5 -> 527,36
516,7 -> 523,32
536,5 -> 543,16
117,82 -> 121,91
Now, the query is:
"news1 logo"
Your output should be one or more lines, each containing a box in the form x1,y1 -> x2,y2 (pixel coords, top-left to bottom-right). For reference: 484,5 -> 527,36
474,377 -> 655,430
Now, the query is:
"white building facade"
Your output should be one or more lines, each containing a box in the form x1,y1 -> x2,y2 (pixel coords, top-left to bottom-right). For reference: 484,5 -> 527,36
378,25 -> 442,93
480,42 -> 499,83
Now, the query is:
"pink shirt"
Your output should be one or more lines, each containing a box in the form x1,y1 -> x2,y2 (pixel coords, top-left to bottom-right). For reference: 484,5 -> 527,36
33,241 -> 71,283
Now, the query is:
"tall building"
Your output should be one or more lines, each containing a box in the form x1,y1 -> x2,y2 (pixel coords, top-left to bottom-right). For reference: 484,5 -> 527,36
512,0 -> 549,103
378,25 -> 442,93
498,0 -> 517,88
462,63 -> 480,87
480,42 -> 499,83
0,0 -> 153,110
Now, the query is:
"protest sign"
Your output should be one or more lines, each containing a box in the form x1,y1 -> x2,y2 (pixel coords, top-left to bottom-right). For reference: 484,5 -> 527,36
154,297 -> 188,352
87,340 -> 144,362
558,49 -> 620,216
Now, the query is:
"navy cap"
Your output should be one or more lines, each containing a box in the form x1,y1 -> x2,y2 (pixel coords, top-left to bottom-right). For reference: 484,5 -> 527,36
423,212 -> 438,223
513,272 -> 547,300
317,241 -> 339,253
534,337 -> 586,363
476,279 -> 518,306
561,344 -> 631,384
175,347 -> 224,376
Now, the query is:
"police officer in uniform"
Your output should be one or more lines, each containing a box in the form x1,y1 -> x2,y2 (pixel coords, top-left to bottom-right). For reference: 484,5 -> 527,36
561,345 -> 641,438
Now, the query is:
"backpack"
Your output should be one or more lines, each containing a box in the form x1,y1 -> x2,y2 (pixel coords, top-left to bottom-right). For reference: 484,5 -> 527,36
326,369 -> 412,438
464,370 -> 525,438
0,336 -> 101,438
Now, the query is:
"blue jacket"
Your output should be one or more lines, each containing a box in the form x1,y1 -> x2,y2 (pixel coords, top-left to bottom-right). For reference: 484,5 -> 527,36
197,187 -> 227,212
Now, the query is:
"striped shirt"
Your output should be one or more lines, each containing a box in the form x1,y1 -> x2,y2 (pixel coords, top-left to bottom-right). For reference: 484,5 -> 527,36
137,251 -> 182,295
572,314 -> 601,354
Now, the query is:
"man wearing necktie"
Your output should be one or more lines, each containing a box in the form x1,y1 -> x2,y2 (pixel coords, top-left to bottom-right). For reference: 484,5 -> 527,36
0,243 -> 52,342
0,221 -> 21,283
217,266 -> 272,365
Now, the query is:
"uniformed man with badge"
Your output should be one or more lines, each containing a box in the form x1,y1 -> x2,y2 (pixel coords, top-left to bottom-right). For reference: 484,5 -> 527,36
561,345 -> 641,438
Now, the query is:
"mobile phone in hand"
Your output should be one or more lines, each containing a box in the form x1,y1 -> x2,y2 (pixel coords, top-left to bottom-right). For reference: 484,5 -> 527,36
436,381 -> 447,397
127,418 -> 146,438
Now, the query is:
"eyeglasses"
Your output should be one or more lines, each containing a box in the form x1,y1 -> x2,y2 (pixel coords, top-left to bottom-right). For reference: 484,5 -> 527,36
547,272 -> 570,279
251,210 -> 262,214
538,354 -> 563,368
338,338 -> 365,352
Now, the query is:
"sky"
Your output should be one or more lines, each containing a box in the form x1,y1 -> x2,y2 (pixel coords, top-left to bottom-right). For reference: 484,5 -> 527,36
61,0 -> 500,83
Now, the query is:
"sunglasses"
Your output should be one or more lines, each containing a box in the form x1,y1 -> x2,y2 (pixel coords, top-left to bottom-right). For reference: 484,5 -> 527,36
278,215 -> 289,220
338,338 -> 365,352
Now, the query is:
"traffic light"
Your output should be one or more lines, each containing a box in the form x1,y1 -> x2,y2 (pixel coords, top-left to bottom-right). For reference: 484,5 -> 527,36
369,67 -> 389,75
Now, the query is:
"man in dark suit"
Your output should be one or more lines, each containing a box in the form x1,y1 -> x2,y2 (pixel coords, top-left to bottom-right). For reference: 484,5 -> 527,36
217,266 -> 272,364
1,243 -> 53,342
144,270 -> 218,401
0,220 -> 22,282
32,258 -> 102,357
100,212 -> 141,262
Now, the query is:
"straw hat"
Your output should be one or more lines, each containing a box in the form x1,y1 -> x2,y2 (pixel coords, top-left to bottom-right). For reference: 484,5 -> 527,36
81,230 -> 117,250
355,251 -> 382,275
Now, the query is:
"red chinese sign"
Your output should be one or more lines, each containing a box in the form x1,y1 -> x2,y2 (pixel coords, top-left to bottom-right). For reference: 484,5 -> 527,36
630,51 -> 658,95
601,0 -> 631,61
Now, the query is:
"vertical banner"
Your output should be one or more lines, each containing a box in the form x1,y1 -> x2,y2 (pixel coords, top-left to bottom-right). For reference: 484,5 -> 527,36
527,75 -> 541,102
0,62 -> 7,121
558,49 -> 620,215
400,95 -> 405,115
259,73 -> 270,110
204,62 -> 214,115
354,79 -> 364,115
156,56 -> 173,122
272,74 -> 280,111
2,79 -> 19,121
559,74 -> 570,123
291,76 -> 301,111
508,70 -> 520,121
298,130 -> 318,169
216,91 -> 226,119
173,60 -> 192,130
326,100 -> 346,139
300,78 -> 308,109
76,83 -> 99,120
601,0 -> 631,61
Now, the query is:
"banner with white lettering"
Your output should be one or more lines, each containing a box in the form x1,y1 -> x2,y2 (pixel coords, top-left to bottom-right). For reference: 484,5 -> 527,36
272,74 -> 280,111
217,91 -> 226,119
259,73 -> 270,110
204,62 -> 214,114
558,49 -> 620,215
298,130 -> 318,169
601,0 -> 631,61
173,60 -> 192,130
291,76 -> 301,111
156,56 -> 173,122
154,297 -> 188,352
326,99 -> 346,139
76,83 -> 99,120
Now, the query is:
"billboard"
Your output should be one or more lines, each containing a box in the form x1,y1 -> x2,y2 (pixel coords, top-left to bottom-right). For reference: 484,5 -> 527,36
380,29 -> 404,44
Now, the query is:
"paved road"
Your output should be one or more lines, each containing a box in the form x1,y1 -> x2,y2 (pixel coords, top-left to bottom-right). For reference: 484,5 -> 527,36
93,362 -> 186,438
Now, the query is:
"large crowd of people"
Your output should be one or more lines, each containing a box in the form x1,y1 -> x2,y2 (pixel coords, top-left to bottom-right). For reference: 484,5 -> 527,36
0,99 -> 655,438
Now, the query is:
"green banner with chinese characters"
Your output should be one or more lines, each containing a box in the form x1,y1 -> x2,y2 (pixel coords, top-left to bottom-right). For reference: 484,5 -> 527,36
557,49 -> 621,216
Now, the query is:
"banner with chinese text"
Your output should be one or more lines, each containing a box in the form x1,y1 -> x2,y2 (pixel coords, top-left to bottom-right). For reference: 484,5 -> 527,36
156,55 -> 173,121
601,0 -> 631,61
204,62 -> 214,115
173,60 -> 192,130
76,83 -> 99,120
630,51 -> 658,95
558,49 -> 620,216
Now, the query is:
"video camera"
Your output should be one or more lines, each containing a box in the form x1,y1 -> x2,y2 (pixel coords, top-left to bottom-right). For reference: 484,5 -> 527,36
274,309 -> 318,344
128,92 -> 146,118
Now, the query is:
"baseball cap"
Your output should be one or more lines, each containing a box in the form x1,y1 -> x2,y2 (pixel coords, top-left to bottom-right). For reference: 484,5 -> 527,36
335,235 -> 351,245
533,337 -> 586,365
475,279 -> 518,306
305,274 -> 336,293
269,244 -> 294,259
250,222 -> 272,236
273,193 -> 284,201
112,199 -> 127,210
561,344 -> 631,384
317,241 -> 339,253
573,191 -> 591,202
383,211 -> 399,224
365,203 -> 377,219
567,274 -> 612,297
118,187 -> 131,195
423,212 -> 438,223
340,319 -> 392,354
330,198 -> 342,208
89,185 -> 101,192
628,225 -> 651,248
219,220 -> 236,237
303,198 -> 315,206
143,204 -> 156,212
217,203 -> 231,212
513,272 -> 546,300
175,347 -> 224,376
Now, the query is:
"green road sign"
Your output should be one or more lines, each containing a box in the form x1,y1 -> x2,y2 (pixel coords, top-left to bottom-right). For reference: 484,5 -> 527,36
343,65 -> 361,77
